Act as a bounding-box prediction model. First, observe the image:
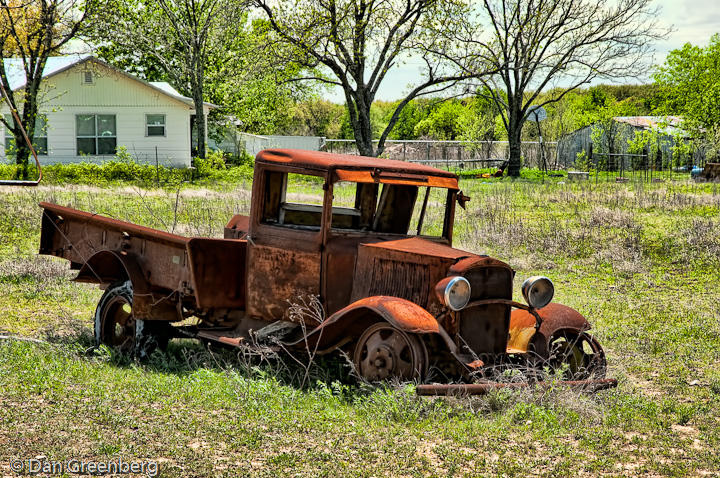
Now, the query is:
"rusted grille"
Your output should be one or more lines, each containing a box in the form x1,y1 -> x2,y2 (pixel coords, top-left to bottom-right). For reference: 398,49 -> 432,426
368,259 -> 430,305
464,266 -> 513,301
459,265 -> 513,355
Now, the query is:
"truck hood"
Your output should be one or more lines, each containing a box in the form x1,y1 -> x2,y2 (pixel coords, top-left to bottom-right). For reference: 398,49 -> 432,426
358,237 -> 476,261
351,237 -> 485,315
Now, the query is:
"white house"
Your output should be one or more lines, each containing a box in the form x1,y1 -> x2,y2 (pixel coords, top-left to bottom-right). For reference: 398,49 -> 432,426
1,54 -> 213,167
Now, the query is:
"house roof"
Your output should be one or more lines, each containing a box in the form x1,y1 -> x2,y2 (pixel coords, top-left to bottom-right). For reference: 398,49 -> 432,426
2,54 -> 215,109
256,149 -> 459,189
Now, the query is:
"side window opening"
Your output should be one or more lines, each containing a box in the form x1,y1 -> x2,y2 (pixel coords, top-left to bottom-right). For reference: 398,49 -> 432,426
261,171 -> 325,230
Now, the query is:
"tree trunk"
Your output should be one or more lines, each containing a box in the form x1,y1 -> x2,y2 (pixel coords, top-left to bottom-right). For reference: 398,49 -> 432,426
13,102 -> 39,181
193,93 -> 206,159
507,109 -> 523,177
191,56 -> 206,159
351,89 -> 376,157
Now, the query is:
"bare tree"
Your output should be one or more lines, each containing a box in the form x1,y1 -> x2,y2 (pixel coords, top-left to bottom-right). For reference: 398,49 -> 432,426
0,0 -> 96,179
442,0 -> 668,176
91,0 -> 246,159
252,0 -> 487,157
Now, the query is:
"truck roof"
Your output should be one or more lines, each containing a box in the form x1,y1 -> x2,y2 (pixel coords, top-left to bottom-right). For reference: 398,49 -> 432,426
256,149 -> 459,189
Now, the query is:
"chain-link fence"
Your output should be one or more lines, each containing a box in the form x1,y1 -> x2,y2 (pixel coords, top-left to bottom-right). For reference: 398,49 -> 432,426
324,139 -> 558,170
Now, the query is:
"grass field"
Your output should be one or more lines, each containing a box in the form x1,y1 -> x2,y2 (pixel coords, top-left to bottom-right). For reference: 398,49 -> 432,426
1,177 -> 719,477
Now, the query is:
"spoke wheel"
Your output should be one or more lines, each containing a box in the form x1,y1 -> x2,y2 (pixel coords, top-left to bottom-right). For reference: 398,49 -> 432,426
546,331 -> 606,380
353,322 -> 428,382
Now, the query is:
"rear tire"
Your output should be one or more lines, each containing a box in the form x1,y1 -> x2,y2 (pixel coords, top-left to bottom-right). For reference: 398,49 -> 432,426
94,280 -> 166,358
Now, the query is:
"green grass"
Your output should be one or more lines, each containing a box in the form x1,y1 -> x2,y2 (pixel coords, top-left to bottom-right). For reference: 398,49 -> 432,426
1,178 -> 719,476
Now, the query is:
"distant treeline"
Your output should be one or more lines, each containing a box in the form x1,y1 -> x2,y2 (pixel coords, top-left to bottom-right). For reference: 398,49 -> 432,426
268,84 -> 661,143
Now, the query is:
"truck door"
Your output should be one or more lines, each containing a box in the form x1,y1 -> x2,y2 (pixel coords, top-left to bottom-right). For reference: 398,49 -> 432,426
246,168 -> 326,323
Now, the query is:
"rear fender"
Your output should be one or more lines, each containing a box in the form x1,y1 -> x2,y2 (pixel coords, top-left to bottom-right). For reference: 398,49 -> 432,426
74,250 -> 147,290
293,296 -> 441,352
508,302 -> 591,354
75,251 -> 175,320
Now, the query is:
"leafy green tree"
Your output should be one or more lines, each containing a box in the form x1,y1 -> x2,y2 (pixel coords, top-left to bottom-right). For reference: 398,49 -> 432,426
91,0 -> 246,158
0,0 -> 97,179
653,34 -> 720,130
413,101 -> 469,140
448,0 -> 666,176
252,0 -> 488,157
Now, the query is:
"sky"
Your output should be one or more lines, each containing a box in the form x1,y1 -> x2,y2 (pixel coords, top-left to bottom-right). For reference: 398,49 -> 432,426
322,0 -> 720,103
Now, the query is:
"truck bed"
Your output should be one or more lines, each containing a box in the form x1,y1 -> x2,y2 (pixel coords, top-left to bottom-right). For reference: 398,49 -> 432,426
39,202 -> 247,314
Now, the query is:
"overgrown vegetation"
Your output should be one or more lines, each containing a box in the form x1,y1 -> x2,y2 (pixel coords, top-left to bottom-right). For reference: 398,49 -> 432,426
0,149 -> 254,186
1,177 -> 718,476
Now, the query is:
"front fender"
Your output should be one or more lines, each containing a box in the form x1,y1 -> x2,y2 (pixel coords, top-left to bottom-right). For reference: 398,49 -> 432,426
292,296 -> 440,352
508,302 -> 591,353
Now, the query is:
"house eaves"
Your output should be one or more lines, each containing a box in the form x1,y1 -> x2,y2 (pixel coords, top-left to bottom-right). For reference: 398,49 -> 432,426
3,54 -> 217,110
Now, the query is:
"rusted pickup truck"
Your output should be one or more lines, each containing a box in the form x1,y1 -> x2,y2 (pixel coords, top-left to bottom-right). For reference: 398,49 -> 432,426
39,149 -> 612,391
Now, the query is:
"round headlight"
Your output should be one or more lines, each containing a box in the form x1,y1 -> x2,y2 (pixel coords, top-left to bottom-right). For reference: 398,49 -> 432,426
521,276 -> 554,309
435,276 -> 471,311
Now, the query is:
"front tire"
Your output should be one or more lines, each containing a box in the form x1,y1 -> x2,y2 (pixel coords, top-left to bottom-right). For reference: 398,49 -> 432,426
352,322 -> 428,382
535,329 -> 607,380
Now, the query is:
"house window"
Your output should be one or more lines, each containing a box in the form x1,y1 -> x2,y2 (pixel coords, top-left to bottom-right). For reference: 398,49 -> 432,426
76,114 -> 116,155
146,114 -> 166,137
4,114 -> 48,155
82,71 -> 94,85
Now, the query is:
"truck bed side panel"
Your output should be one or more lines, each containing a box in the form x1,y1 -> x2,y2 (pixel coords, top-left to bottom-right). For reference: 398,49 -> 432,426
39,202 -> 191,293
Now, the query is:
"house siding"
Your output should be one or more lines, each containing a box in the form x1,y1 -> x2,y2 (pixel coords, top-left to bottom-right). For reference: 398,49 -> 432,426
1,60 -> 199,167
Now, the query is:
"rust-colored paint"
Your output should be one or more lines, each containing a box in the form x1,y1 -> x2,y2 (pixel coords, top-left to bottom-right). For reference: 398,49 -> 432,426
298,296 -> 441,351
333,169 -> 458,189
257,148 -> 458,182
187,238 -> 247,309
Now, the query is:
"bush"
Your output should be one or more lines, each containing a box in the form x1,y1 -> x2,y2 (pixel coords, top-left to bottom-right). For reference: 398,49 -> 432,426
0,148 -> 254,187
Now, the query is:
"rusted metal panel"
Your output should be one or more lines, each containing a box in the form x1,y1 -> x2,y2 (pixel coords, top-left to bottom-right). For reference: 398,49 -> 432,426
298,295 -> 441,351
187,238 -> 247,309
333,169 -> 458,189
224,215 -> 250,239
361,237 -> 470,260
508,302 -> 593,354
256,148 -> 458,182
39,203 -> 191,294
351,238 -> 461,316
246,244 -> 321,322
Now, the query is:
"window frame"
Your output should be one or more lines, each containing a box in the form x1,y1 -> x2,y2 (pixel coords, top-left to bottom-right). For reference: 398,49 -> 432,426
4,114 -> 48,156
75,114 -> 117,156
145,113 -> 166,137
